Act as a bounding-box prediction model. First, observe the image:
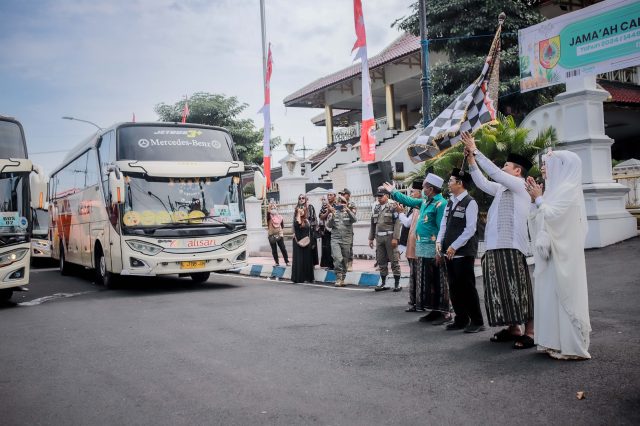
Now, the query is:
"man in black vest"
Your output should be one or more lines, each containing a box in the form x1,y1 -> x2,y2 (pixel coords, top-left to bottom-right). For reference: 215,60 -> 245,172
436,168 -> 485,333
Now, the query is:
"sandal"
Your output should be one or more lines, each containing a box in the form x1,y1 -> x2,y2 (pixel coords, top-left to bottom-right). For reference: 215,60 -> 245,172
490,329 -> 520,343
513,335 -> 535,349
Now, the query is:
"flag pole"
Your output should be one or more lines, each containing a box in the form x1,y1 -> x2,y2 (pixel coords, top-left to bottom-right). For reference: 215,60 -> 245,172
418,0 -> 431,126
259,0 -> 267,89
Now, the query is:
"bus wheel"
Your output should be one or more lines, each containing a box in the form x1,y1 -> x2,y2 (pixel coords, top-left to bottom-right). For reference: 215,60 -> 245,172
59,244 -> 72,276
190,272 -> 210,283
0,288 -> 13,301
95,247 -> 116,289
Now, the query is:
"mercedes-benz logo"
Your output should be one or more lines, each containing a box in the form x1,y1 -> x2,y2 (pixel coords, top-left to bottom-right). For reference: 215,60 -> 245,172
211,140 -> 221,149
138,139 -> 150,148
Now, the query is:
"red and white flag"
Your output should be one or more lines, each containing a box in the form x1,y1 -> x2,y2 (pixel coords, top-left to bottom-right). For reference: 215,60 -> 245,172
181,100 -> 190,124
259,44 -> 273,188
352,0 -> 375,162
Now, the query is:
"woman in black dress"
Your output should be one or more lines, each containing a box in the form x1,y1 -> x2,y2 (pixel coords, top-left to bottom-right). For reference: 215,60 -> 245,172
291,206 -> 315,283
318,196 -> 334,269
294,194 -> 319,266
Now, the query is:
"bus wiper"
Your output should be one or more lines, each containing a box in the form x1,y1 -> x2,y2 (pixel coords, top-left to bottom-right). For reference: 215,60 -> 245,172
159,216 -> 235,230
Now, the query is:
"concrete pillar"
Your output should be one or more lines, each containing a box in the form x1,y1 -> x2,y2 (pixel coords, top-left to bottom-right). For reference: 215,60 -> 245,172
400,105 -> 408,131
325,105 -> 334,145
554,75 -> 636,248
385,84 -> 396,130
244,196 -> 267,256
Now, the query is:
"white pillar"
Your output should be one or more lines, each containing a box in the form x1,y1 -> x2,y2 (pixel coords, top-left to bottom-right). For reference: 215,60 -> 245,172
274,176 -> 309,204
554,76 -> 636,248
245,196 -> 267,256
343,162 -> 375,196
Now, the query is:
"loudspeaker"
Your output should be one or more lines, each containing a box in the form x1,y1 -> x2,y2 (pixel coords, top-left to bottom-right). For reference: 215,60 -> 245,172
367,161 -> 393,196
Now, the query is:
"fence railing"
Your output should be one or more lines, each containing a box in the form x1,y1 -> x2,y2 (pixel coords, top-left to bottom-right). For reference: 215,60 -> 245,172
332,116 -> 389,143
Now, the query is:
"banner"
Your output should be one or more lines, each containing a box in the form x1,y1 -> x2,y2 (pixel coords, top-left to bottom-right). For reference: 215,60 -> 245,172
260,44 -> 273,188
519,0 -> 640,93
352,0 -> 375,162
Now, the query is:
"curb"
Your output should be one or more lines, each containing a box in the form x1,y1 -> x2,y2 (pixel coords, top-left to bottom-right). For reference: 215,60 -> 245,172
235,265 -> 410,287
233,257 -> 533,287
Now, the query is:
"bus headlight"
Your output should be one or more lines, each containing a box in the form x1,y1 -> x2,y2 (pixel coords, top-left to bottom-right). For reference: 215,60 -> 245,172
222,235 -> 247,251
126,240 -> 163,256
0,248 -> 29,267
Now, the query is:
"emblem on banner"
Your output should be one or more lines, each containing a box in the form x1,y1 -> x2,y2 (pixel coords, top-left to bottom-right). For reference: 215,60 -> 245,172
539,36 -> 561,69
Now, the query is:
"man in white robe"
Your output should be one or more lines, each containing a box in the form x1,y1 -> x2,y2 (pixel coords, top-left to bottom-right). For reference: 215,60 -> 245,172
461,132 -> 535,349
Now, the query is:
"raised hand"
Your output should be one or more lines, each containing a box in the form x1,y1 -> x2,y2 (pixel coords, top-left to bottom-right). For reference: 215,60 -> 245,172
460,131 -> 477,152
382,182 -> 394,192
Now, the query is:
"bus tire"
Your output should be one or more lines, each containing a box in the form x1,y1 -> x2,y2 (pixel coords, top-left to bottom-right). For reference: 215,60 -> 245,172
190,272 -> 210,283
95,246 -> 117,289
0,288 -> 13,301
59,244 -> 72,276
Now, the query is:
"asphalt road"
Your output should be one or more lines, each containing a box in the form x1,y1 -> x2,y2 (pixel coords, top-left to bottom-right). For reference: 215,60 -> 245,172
1,238 -> 639,425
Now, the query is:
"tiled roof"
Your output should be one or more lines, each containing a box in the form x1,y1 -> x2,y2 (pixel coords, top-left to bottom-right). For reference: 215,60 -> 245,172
307,145 -> 336,165
284,33 -> 420,106
600,80 -> 640,104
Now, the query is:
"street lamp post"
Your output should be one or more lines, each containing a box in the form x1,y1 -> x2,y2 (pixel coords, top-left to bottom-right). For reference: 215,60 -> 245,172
61,116 -> 103,130
418,0 -> 431,127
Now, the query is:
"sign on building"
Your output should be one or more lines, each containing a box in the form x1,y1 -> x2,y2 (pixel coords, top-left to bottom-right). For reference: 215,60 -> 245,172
519,0 -> 640,93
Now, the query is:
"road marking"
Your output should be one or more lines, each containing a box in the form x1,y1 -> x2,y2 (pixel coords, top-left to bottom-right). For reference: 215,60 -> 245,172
18,291 -> 96,306
215,273 -> 371,292
31,268 -> 59,273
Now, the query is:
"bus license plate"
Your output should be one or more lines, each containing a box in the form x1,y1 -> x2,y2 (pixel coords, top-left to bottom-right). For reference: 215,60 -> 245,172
181,260 -> 206,269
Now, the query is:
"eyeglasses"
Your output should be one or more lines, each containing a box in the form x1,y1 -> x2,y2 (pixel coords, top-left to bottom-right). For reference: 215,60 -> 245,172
298,196 -> 306,200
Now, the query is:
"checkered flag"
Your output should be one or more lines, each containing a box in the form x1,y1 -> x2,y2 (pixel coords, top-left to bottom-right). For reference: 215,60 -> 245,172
408,14 -> 505,164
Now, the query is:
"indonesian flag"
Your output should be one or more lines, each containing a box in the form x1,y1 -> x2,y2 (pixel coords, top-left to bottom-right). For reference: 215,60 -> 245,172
259,44 -> 273,188
181,100 -> 190,124
352,0 -> 375,162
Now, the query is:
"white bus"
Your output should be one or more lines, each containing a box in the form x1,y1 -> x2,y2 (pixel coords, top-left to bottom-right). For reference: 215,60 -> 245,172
0,115 -> 47,301
49,122 -> 261,287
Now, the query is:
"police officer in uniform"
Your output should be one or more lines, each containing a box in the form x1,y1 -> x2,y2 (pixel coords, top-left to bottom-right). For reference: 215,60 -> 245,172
369,186 -> 402,292
339,188 -> 357,271
327,193 -> 357,287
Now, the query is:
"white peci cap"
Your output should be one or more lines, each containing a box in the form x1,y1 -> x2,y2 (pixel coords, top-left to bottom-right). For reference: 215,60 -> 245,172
423,173 -> 444,189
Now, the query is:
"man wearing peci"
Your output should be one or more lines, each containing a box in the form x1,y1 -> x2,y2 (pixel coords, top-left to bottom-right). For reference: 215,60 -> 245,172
461,131 -> 535,348
436,168 -> 485,333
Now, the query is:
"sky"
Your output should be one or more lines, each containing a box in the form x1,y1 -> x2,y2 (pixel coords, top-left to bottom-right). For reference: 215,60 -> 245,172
0,0 -> 415,175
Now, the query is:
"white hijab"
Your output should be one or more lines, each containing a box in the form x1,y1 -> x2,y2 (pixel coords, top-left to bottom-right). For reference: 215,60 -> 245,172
529,149 -> 591,347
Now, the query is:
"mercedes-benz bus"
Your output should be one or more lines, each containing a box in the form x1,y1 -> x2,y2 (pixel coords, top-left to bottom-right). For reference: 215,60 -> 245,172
0,115 -> 47,301
49,122 -> 259,287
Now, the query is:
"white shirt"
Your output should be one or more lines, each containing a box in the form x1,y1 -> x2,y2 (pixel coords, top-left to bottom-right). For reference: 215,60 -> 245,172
436,190 -> 478,253
469,151 -> 531,255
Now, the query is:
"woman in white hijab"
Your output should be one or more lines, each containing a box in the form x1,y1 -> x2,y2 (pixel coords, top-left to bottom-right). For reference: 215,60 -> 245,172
525,150 -> 591,360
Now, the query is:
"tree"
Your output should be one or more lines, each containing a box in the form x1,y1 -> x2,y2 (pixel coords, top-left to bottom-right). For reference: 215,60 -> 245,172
402,113 -> 557,212
392,1 -> 562,121
154,92 -> 279,165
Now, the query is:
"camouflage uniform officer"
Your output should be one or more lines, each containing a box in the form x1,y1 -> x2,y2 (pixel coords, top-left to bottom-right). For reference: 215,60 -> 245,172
327,194 -> 357,287
339,188 -> 357,271
369,186 -> 402,292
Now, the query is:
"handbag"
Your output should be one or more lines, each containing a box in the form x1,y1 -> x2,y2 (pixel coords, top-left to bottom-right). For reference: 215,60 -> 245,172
295,221 -> 311,247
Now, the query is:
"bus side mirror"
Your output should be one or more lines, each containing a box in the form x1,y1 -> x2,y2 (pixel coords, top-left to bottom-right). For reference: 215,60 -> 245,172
109,171 -> 125,204
253,170 -> 266,200
30,165 -> 48,209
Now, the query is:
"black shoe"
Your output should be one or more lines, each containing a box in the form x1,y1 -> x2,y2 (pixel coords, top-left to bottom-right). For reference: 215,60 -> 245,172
464,324 -> 486,333
374,285 -> 389,292
392,286 -> 402,292
445,322 -> 469,331
405,306 -> 417,312
431,315 -> 453,326
419,311 -> 441,322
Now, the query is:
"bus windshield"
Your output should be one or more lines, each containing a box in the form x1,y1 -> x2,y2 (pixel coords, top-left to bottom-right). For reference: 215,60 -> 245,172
32,208 -> 48,237
0,120 -> 27,158
0,173 -> 29,235
121,174 -> 244,229
117,126 -> 234,162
